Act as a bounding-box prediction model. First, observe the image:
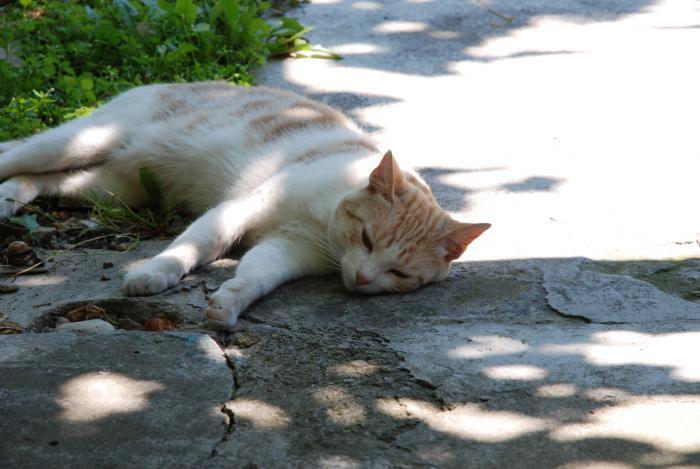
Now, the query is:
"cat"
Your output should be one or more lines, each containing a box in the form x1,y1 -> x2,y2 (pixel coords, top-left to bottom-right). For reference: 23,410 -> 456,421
0,81 -> 491,329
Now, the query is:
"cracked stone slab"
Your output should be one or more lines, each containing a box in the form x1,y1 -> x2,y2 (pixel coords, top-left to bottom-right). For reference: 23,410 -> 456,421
542,259 -> 700,323
0,240 -> 239,328
380,321 -> 700,466
208,325 -> 442,467
0,332 -> 231,468
242,259 -> 559,331
384,321 -> 700,402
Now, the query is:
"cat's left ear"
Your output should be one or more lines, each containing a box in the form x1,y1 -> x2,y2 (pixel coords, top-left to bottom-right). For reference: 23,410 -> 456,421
441,222 -> 491,262
369,150 -> 406,202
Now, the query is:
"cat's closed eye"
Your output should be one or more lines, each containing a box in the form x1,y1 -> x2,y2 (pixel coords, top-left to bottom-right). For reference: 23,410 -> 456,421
388,269 -> 409,278
361,228 -> 373,252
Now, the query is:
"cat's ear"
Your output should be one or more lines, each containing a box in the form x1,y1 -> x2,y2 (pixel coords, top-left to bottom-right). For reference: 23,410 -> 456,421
369,150 -> 406,201
441,222 -> 491,262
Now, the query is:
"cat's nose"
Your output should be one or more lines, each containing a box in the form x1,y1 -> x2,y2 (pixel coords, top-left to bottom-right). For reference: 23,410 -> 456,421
356,272 -> 369,286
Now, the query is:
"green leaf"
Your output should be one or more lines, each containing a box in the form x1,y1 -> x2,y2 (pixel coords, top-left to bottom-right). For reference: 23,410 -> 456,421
175,0 -> 198,26
9,213 -> 40,234
79,75 -> 94,91
193,22 -> 211,33
218,0 -> 240,30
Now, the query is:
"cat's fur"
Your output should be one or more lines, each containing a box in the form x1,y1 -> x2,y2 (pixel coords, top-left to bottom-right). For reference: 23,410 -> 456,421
0,82 -> 490,329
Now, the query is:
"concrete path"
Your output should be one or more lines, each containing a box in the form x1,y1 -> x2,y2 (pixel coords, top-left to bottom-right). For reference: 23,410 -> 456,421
2,0 -> 700,467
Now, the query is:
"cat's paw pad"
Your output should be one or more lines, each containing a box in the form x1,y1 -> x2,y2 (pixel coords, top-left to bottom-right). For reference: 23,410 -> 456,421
123,259 -> 182,296
205,294 -> 239,330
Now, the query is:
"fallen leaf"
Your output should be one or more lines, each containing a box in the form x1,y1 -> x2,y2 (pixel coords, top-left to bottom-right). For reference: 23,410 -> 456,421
144,318 -> 175,331
0,321 -> 23,334
66,304 -> 106,322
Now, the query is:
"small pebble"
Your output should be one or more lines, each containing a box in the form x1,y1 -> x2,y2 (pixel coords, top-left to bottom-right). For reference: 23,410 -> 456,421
232,331 -> 261,348
79,218 -> 100,230
100,273 -> 111,281
55,319 -> 116,334
116,242 -> 130,252
102,262 -> 114,269
55,317 -> 70,326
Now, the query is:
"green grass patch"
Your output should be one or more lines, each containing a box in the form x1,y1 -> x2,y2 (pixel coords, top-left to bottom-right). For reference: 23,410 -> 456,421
0,0 -> 335,140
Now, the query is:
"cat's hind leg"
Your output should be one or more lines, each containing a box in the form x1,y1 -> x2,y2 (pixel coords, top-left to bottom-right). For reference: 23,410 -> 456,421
0,118 -> 125,181
0,175 -> 44,218
0,166 -> 145,218
205,237 -> 329,329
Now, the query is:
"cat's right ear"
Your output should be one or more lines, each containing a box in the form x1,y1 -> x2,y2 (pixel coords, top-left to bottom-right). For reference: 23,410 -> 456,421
369,150 -> 406,202
441,222 -> 491,262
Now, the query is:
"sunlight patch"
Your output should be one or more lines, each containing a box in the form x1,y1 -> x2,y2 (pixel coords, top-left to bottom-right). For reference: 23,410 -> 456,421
535,383 -> 578,398
352,1 -> 382,10
58,372 -> 163,422
551,395 -> 700,453
333,43 -> 387,55
330,360 -> 380,376
374,21 -> 428,34
226,398 -> 290,430
376,398 -> 549,442
540,331 -> 700,382
313,386 -> 367,426
15,275 -> 68,287
482,364 -> 547,381
448,335 -> 528,359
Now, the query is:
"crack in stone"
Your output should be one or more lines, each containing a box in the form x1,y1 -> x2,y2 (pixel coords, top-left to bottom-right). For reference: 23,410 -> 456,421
207,346 -> 240,460
539,269 -> 592,324
545,299 -> 592,324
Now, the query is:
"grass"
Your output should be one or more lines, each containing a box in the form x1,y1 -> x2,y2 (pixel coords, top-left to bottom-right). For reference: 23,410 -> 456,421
0,0 -> 337,141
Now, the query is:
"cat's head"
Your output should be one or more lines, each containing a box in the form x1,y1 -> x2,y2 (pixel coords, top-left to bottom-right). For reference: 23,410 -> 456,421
330,151 -> 491,294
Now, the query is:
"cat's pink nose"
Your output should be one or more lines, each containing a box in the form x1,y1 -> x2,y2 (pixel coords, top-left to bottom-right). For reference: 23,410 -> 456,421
355,272 -> 369,286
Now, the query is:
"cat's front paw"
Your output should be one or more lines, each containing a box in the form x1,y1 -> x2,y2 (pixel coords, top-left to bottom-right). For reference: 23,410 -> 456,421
0,183 -> 21,218
205,292 -> 239,330
123,258 -> 182,296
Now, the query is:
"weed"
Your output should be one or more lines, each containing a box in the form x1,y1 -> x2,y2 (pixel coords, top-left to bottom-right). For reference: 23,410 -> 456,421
0,0 -> 336,140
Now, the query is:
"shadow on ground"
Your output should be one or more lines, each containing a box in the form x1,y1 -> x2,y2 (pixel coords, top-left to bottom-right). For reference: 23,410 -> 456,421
272,0 -> 660,77
3,255 -> 699,467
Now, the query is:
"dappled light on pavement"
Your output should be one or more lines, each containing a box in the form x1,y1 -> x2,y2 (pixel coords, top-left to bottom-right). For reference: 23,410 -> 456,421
58,372 -> 163,423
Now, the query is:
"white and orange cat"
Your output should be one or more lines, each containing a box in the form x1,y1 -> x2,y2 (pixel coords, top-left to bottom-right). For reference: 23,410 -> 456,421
0,82 -> 490,329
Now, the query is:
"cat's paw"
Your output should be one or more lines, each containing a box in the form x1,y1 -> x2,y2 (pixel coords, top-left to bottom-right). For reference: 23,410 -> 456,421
205,292 -> 239,330
0,183 -> 21,218
0,198 -> 17,219
123,258 -> 182,296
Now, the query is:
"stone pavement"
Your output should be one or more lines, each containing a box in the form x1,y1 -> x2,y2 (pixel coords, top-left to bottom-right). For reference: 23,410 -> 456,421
2,0 -> 700,467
